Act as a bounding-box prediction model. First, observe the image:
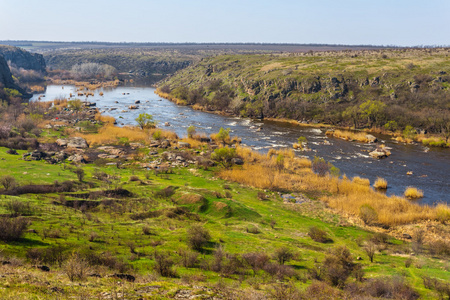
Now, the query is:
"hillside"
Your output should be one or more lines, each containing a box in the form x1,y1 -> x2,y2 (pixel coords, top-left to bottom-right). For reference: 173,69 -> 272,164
44,48 -> 195,78
158,48 -> 450,138
0,95 -> 449,298
0,45 -> 46,74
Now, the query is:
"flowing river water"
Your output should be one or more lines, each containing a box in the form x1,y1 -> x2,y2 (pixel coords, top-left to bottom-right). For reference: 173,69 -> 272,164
32,85 -> 450,205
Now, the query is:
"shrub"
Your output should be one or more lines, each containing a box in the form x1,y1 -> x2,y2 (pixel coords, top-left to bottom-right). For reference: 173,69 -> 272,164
187,125 -> 196,138
178,248 -> 198,268
72,168 -> 85,182
4,199 -> 34,216
242,252 -> 269,276
152,129 -> 162,140
154,186 -> 176,198
273,247 -> 294,265
246,225 -> 261,234
404,186 -> 423,199
322,246 -> 354,287
0,217 -> 29,242
359,204 -> 378,225
364,276 -> 419,300
211,147 -> 237,168
64,253 -> 89,281
428,240 -> 450,256
308,226 -> 331,243
312,156 -> 330,177
373,177 -> 388,189
0,175 -> 17,190
187,225 -> 211,251
135,113 -> 156,129
364,241 -> 378,263
154,250 -> 177,277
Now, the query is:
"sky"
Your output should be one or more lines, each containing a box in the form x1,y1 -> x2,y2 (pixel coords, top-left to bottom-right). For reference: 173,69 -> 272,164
0,0 -> 449,46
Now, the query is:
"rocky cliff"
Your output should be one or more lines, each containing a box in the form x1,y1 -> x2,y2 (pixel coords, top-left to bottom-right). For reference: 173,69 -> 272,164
0,55 -> 31,98
159,48 -> 450,135
0,45 -> 46,74
43,48 -> 193,77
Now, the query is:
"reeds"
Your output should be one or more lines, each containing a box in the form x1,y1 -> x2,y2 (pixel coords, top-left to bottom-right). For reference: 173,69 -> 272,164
74,125 -> 177,145
326,129 -> 371,143
218,146 -> 446,226
95,113 -> 116,125
404,186 -> 424,199
373,177 -> 388,189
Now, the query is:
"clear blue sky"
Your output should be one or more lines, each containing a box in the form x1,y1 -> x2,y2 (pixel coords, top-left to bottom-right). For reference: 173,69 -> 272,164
0,0 -> 449,46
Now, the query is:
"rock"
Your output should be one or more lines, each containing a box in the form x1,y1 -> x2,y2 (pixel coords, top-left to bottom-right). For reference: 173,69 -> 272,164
67,154 -> 86,163
57,137 -> 88,149
356,256 -> 363,260
365,134 -> 377,143
160,140 -> 171,148
164,122 -> 170,126
231,158 -> 244,165
406,171 -> 413,175
110,274 -> 135,282
369,150 -> 387,159
178,142 -> 191,148
128,105 -> 138,109
176,156 -> 185,162
37,265 -> 50,272
135,100 -> 140,104
129,142 -> 144,149
402,233 -> 412,239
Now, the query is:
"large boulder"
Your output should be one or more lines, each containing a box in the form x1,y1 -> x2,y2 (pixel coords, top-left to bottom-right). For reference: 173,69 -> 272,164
56,137 -> 89,149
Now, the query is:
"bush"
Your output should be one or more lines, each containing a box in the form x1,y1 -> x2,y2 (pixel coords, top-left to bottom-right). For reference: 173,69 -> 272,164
364,276 -> 419,300
312,156 -> 330,177
359,204 -> 378,225
308,226 -> 331,243
64,253 -> 90,281
187,125 -> 196,138
135,113 -> 156,129
373,177 -> 388,189
242,252 -> 269,275
273,247 -> 294,265
0,175 -> 17,190
321,246 -> 354,287
187,225 -> 211,251
178,248 -> 199,268
72,168 -> 85,182
211,147 -> 237,168
0,217 -> 30,242
404,186 -> 424,199
154,186 -> 176,198
154,250 -> 177,277
4,199 -> 34,216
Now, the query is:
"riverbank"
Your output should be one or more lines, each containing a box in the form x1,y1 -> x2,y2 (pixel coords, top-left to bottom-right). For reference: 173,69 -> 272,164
1,97 -> 450,298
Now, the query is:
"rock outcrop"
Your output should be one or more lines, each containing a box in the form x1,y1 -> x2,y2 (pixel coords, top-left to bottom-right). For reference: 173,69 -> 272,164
0,45 -> 46,74
0,54 -> 30,98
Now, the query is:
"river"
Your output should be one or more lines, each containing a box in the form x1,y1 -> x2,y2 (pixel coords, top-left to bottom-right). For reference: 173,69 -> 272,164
31,85 -> 450,205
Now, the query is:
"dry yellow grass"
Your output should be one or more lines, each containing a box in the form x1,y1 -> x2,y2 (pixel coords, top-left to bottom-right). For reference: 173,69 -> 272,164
180,138 -> 206,148
404,186 -> 424,199
219,146 -> 446,225
373,177 -> 388,189
435,203 -> 450,224
95,113 -> 116,125
352,176 -> 370,186
75,125 -> 150,145
326,129 -> 371,143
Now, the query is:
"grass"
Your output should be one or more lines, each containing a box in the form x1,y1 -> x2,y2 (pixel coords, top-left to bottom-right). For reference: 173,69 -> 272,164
326,130 -> 372,143
0,116 -> 449,298
373,177 -> 388,189
219,146 -> 444,226
404,186 -> 424,199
